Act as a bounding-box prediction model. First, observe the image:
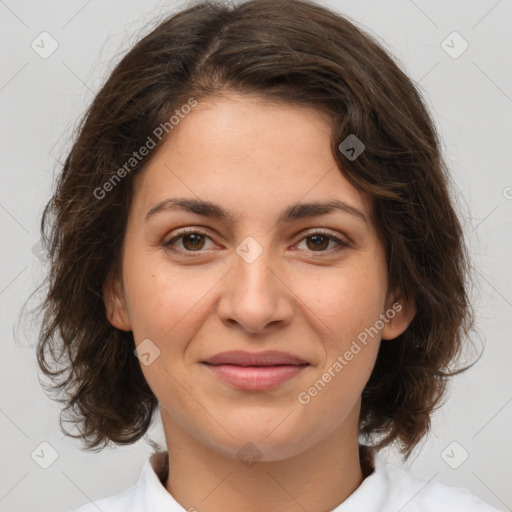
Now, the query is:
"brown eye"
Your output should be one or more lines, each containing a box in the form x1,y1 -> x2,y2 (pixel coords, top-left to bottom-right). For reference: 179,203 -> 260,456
306,234 -> 330,251
164,230 -> 214,252
295,231 -> 350,254
181,233 -> 206,251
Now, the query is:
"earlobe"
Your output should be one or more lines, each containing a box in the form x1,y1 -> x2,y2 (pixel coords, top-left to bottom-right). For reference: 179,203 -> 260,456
381,294 -> 416,341
103,273 -> 132,332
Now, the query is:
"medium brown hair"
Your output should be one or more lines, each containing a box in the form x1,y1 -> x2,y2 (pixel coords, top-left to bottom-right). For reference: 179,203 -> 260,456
32,0 -> 475,458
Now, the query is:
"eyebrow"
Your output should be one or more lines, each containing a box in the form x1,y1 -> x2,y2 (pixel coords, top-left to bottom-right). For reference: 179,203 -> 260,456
145,198 -> 367,224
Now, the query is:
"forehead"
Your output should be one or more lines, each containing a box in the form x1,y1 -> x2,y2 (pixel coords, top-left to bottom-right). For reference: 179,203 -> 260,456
131,94 -> 372,223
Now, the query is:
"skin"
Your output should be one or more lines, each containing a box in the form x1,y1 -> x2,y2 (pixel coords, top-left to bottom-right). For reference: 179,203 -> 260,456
104,93 -> 415,512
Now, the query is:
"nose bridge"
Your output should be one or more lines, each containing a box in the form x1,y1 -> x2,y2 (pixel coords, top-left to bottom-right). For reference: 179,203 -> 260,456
236,243 -> 276,298
217,236 -> 292,332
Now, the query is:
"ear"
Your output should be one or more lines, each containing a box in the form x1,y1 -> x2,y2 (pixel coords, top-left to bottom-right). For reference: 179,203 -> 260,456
381,290 -> 416,341
103,272 -> 132,332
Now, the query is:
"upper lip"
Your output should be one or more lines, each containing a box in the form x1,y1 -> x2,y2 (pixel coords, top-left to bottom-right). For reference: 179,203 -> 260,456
202,350 -> 309,366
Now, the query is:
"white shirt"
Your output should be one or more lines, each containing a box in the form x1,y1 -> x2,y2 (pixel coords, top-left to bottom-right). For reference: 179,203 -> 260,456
71,449 -> 502,511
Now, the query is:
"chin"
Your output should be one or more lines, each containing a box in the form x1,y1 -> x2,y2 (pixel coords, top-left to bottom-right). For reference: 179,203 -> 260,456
205,418 -> 317,463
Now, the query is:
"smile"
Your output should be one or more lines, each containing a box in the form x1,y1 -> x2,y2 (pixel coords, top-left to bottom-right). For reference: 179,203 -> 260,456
202,363 -> 309,391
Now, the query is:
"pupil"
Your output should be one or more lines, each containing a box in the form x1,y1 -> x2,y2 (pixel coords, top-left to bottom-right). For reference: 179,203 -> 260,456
308,235 -> 328,250
184,234 -> 204,250
181,234 -> 329,251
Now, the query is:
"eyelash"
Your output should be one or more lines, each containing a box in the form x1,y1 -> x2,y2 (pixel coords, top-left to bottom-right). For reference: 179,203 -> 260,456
163,228 -> 350,257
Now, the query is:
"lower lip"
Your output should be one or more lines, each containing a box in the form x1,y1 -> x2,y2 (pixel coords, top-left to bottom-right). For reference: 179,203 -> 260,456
202,363 -> 308,390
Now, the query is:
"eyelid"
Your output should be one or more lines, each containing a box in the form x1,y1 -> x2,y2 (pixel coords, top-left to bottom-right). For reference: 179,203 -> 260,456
293,228 -> 351,253
163,227 -> 219,250
163,226 -> 351,255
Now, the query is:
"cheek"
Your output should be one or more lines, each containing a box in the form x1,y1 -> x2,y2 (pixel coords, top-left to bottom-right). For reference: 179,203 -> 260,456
123,256 -> 218,413
295,272 -> 384,432
122,251 -> 213,339
300,265 -> 387,348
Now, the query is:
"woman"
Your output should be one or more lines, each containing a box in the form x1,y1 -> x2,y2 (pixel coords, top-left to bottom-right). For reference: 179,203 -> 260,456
35,0 -> 500,510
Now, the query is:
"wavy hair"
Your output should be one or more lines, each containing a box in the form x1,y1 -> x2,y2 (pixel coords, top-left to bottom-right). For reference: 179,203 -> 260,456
31,0 -> 475,457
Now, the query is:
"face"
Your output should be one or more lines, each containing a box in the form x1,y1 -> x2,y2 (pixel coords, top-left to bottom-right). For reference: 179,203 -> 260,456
104,93 -> 414,462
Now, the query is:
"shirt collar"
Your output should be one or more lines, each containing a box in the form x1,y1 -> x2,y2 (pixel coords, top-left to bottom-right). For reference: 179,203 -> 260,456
139,451 -> 184,511
138,446 -> 387,511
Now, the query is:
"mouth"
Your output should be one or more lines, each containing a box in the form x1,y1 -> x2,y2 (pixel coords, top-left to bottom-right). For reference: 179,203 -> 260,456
201,350 -> 310,391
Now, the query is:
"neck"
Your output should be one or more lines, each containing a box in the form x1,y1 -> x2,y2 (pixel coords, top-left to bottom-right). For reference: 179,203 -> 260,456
161,412 -> 372,512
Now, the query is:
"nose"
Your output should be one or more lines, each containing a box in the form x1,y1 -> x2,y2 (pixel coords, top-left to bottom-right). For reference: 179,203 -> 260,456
216,243 -> 294,334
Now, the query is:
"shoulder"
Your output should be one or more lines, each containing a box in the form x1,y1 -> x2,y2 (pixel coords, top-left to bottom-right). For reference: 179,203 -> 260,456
380,457 -> 502,511
68,452 -> 172,512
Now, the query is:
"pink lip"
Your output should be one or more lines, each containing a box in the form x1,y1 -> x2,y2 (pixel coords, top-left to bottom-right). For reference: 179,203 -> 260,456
201,350 -> 310,390
203,350 -> 308,366
203,363 -> 308,390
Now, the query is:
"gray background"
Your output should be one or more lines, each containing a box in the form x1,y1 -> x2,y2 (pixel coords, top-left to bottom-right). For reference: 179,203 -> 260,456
1,0 -> 511,510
